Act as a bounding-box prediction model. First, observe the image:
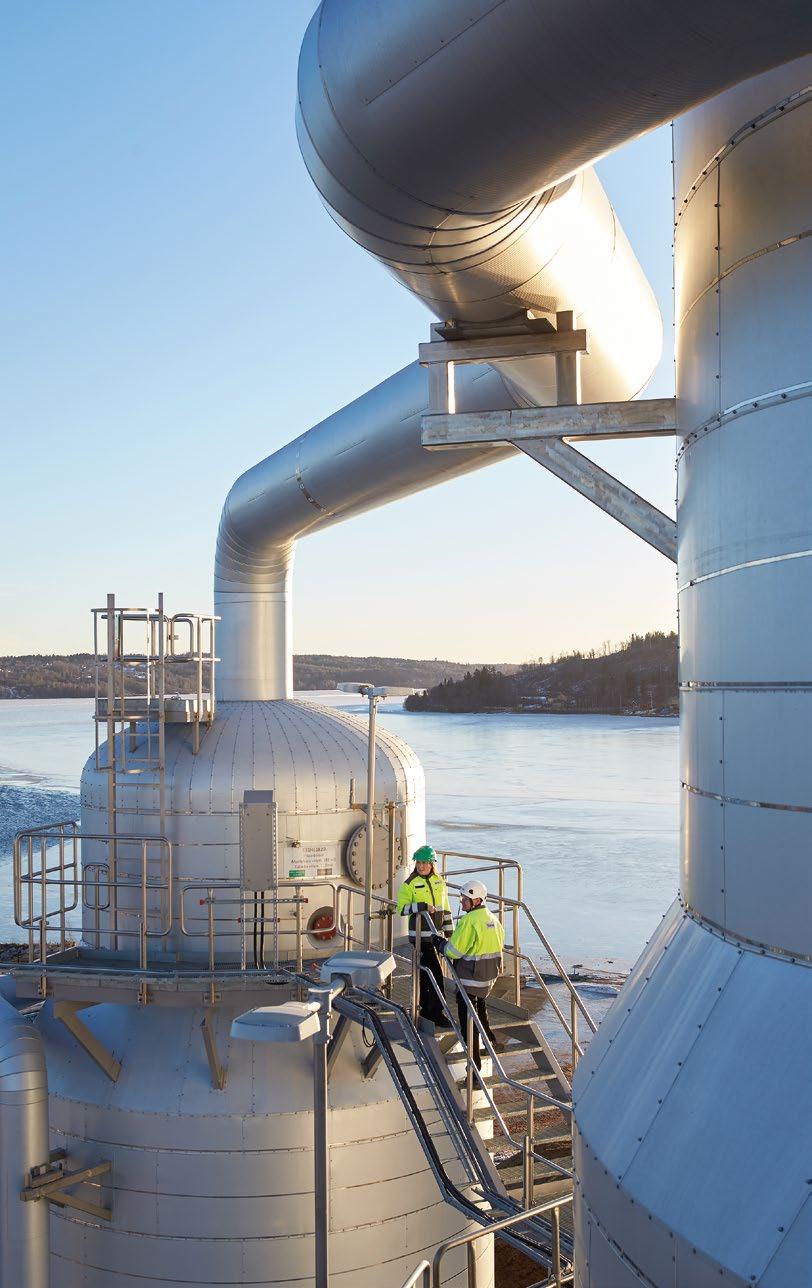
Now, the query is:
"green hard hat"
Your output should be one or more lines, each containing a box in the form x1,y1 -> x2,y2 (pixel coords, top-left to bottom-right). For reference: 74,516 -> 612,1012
413,845 -> 436,865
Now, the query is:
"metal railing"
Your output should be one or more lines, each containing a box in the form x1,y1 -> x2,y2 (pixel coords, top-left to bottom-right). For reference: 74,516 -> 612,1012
415,943 -> 573,1188
437,851 -> 597,1055
13,822 -> 172,967
400,1193 -> 573,1287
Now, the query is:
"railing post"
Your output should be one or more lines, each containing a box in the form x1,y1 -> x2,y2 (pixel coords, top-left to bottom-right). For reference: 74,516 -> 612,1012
363,692 -> 378,951
466,1008 -> 475,1123
58,831 -> 66,953
39,837 -> 47,964
387,800 -> 396,954
140,842 -> 149,969
512,902 -> 520,1005
552,1203 -> 562,1287
207,887 -> 215,974
571,991 -> 579,1070
295,890 -> 303,976
522,1133 -> 533,1208
411,915 -> 422,1023
27,835 -> 34,963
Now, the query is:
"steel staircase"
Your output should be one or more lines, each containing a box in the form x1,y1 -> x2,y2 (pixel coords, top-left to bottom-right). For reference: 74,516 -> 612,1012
334,983 -> 576,1283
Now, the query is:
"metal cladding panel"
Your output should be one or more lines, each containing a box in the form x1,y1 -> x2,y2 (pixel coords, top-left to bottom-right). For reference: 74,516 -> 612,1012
720,241 -> 812,409
58,1263 -> 471,1288
674,172 -> 718,328
679,690 -> 723,796
574,1139 -> 682,1288
678,403 -> 812,583
622,949 -> 812,1285
581,1221 -> 648,1288
718,95 -> 812,272
674,287 -> 720,435
40,1000 -> 487,1286
672,54 -> 812,201
574,917 -> 737,1180
572,901 -> 684,1092
759,1195 -> 812,1288
678,559 -> 812,683
680,789 -> 724,926
722,690 -> 812,806
722,804 -> 812,955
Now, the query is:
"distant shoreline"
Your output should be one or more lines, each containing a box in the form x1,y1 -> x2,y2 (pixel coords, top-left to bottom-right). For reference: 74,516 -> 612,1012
407,705 -> 677,718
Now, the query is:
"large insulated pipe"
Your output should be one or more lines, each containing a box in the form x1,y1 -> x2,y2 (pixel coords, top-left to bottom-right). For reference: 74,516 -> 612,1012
216,0 -> 812,701
0,997 -> 49,1288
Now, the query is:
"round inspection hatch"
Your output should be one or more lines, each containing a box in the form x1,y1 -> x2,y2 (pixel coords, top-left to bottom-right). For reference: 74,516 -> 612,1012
345,820 -> 401,889
307,906 -> 343,947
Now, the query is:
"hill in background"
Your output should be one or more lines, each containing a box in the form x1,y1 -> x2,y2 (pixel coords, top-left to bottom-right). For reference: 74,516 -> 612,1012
405,632 -> 677,716
0,653 -> 509,699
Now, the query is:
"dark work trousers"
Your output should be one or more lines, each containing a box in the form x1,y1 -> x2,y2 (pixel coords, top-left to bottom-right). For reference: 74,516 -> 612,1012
457,987 -> 497,1070
415,937 -> 446,1022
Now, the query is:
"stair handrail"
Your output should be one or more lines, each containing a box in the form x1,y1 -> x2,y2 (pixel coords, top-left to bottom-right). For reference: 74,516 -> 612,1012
442,877 -> 598,1036
429,1193 -> 572,1288
344,980 -> 574,1270
415,963 -> 573,1191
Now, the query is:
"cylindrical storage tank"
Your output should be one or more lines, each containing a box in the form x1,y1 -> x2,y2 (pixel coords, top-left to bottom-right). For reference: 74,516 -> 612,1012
80,699 -> 424,961
572,56 -> 812,1287
37,996 -> 491,1287
53,699 -> 493,1285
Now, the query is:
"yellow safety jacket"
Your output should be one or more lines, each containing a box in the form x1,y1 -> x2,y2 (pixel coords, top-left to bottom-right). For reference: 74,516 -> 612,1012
396,871 -> 453,940
444,905 -> 504,994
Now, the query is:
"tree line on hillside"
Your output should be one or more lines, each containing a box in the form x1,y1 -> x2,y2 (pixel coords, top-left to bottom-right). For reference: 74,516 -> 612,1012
405,632 -> 678,715
0,653 -> 494,699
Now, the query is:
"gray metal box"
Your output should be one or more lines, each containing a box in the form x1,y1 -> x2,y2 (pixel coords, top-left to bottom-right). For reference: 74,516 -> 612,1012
240,791 -> 278,891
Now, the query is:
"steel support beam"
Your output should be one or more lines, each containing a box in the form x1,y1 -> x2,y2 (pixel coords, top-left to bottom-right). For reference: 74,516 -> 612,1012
418,329 -> 587,368
421,398 -> 677,449
326,1013 -> 352,1080
54,1001 -> 122,1082
201,1008 -> 226,1090
517,438 -> 677,562
21,1158 -> 112,1222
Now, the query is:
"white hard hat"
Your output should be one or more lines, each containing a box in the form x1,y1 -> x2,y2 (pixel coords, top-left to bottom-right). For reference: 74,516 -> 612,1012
463,880 -> 488,903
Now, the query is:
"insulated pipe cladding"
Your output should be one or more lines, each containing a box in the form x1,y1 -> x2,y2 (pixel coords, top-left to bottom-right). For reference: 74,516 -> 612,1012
0,996 -> 50,1288
216,0 -> 812,701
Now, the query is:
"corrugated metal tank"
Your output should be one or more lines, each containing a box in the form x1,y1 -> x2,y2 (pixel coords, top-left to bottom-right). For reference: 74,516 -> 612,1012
38,699 -> 492,1286
572,56 -> 812,1288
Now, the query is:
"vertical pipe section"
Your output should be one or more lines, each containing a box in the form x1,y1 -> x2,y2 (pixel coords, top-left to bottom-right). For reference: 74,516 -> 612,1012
0,998 -> 49,1288
313,1036 -> 329,1288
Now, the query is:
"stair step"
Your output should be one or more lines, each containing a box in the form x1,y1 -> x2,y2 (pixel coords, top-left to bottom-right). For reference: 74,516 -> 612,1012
486,1133 -> 572,1161
472,1101 -> 566,1124
460,1067 -> 559,1090
493,1040 -> 547,1057
504,1172 -> 573,1197
490,1017 -> 535,1031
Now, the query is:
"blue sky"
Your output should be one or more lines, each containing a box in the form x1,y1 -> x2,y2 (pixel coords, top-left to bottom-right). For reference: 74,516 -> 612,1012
2,2 -> 676,663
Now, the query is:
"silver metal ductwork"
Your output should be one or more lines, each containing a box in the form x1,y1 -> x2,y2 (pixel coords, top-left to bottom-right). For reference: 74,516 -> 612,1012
216,0 -> 812,701
0,997 -> 49,1288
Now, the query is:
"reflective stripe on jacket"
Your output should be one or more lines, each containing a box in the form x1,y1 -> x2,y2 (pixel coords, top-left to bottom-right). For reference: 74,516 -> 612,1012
396,872 -> 454,938
444,905 -> 504,994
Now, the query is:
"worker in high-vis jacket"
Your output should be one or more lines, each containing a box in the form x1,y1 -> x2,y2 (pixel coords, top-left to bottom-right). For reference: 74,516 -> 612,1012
440,880 -> 505,1068
397,845 -> 453,1026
